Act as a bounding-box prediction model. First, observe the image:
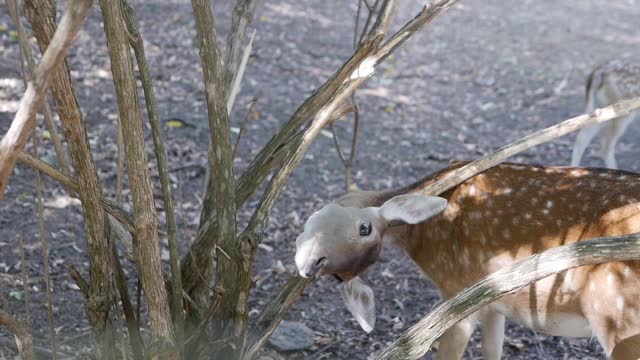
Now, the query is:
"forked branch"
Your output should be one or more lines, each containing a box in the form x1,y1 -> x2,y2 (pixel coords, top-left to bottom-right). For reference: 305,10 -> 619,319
0,0 -> 93,200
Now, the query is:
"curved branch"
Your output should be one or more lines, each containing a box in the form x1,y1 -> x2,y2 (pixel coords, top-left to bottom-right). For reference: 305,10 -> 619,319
0,0 -> 92,200
378,233 -> 640,359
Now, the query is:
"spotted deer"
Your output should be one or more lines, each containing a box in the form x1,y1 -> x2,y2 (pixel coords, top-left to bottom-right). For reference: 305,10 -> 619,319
295,162 -> 640,359
571,60 -> 640,169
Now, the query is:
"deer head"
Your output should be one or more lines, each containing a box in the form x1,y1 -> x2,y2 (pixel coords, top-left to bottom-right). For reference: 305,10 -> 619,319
294,193 -> 447,332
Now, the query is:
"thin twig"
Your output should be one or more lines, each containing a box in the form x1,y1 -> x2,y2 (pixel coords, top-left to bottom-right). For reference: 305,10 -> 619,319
359,0 -> 381,45
116,117 -> 124,205
0,0 -> 92,200
18,234 -> 31,332
232,97 -> 258,158
17,152 -> 135,233
32,121 -> 57,360
227,29 -> 256,114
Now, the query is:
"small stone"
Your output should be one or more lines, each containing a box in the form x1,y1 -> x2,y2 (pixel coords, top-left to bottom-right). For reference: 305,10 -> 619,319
268,321 -> 315,352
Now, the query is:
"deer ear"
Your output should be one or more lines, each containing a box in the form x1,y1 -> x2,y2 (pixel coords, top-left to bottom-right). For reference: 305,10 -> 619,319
379,194 -> 447,225
338,277 -> 376,333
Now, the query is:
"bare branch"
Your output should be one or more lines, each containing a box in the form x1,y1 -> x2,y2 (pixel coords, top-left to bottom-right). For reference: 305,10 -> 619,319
181,0 -> 397,296
418,96 -> 640,197
0,311 -> 34,360
24,0 -> 117,355
227,30 -> 256,114
192,0 -> 258,311
374,0 -> 461,63
378,233 -> 640,359
112,245 -> 145,359
18,235 -> 32,332
6,0 -> 70,176
17,152 -> 135,233
184,286 -> 225,357
120,0 -> 184,345
99,0 -> 176,352
223,0 -> 259,93
0,0 -> 92,199
32,128 -> 58,359
244,276 -> 312,359
233,97 -> 258,159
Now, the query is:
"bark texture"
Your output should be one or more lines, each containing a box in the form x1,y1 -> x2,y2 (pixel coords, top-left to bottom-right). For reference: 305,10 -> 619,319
98,0 -> 177,356
23,1 -> 115,357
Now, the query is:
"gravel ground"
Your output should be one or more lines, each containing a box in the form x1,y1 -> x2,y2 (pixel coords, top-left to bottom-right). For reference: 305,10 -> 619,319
1,0 -> 640,358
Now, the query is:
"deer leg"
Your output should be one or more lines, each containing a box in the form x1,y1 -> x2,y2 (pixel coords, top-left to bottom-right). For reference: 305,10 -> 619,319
435,316 -> 476,360
480,309 -> 506,360
601,114 -> 634,169
571,123 -> 602,167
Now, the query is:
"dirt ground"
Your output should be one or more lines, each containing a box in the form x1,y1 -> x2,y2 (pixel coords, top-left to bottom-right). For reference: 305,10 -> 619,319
2,0 -> 640,358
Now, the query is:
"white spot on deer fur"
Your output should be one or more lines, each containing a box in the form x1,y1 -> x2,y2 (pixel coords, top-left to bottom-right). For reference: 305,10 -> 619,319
616,297 -> 625,312
589,282 -> 596,292
555,219 -> 563,227
624,267 -> 631,278
607,273 -> 616,286
479,234 -> 487,246
524,212 -> 532,220
543,208 -> 550,215
502,228 -> 510,239
492,218 -> 499,225
512,217 -> 519,225
468,185 -> 477,196
546,200 -> 553,209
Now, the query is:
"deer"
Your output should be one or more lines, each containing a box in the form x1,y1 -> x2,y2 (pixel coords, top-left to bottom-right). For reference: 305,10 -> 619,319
294,161 -> 640,359
571,60 -> 640,169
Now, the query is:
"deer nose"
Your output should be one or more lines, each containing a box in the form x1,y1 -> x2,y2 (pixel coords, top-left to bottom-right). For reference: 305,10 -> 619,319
300,257 -> 327,278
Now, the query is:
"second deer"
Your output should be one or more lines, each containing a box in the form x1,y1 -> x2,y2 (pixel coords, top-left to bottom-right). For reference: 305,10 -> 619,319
295,162 -> 640,359
571,60 -> 640,169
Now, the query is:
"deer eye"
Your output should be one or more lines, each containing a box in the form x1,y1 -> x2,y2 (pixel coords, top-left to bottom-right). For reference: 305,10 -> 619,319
359,223 -> 372,237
